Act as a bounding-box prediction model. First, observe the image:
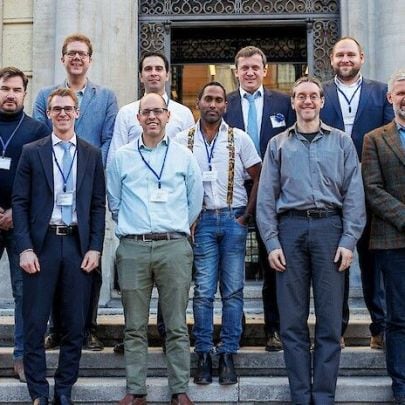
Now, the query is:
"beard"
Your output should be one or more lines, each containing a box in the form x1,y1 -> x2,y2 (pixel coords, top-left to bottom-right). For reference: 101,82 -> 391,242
335,66 -> 361,82
394,105 -> 405,121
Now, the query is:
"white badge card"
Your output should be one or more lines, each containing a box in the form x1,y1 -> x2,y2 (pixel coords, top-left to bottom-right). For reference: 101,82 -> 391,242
202,170 -> 218,182
0,156 -> 11,170
57,191 -> 74,206
150,188 -> 168,203
270,115 -> 286,128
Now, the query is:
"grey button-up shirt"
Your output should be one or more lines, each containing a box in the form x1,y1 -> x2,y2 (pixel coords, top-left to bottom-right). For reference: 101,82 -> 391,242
257,122 -> 366,252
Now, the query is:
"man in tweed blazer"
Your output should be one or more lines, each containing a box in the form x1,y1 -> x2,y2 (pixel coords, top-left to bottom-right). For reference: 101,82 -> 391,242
362,69 -> 405,405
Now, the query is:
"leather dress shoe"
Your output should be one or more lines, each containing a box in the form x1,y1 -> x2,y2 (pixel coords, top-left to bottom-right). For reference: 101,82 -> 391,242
33,398 -> 49,405
395,398 -> 405,405
119,394 -> 147,405
53,394 -> 73,404
113,341 -> 124,354
193,352 -> 212,384
170,393 -> 194,405
218,353 -> 237,385
83,332 -> 104,351
44,332 -> 60,350
370,333 -> 384,350
13,358 -> 26,382
265,331 -> 283,352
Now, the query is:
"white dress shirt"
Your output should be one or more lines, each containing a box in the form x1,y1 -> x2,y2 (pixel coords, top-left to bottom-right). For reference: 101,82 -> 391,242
239,85 -> 264,136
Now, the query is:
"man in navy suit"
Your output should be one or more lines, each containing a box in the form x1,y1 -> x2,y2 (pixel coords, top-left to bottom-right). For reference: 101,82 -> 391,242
13,88 -> 105,405
33,33 -> 118,351
224,46 -> 295,352
320,37 -> 394,348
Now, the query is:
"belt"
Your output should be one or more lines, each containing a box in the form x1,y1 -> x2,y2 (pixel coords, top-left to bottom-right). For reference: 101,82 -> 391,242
48,225 -> 78,236
124,232 -> 186,241
280,209 -> 341,219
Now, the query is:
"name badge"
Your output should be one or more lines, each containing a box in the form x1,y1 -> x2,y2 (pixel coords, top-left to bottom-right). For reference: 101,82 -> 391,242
0,156 -> 11,170
202,170 -> 218,182
270,115 -> 286,128
57,191 -> 74,206
150,188 -> 168,203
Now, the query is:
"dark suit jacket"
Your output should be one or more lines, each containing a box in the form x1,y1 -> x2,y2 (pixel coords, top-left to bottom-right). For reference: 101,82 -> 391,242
12,136 -> 106,256
320,78 -> 394,159
362,121 -> 405,249
224,88 -> 295,158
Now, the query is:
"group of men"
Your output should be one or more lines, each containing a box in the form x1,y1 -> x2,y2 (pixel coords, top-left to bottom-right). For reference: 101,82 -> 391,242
0,31 -> 404,405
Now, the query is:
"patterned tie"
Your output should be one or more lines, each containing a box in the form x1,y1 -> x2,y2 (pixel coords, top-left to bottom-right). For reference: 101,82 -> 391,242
60,141 -> 73,225
244,92 -> 260,153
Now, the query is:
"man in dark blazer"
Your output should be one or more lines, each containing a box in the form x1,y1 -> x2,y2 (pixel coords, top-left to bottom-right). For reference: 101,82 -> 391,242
224,46 -> 295,351
13,88 -> 105,405
362,69 -> 405,405
320,36 -> 394,348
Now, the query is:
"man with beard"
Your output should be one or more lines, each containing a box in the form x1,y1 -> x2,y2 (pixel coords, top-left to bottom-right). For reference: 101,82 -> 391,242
320,36 -> 394,349
176,82 -> 261,385
0,67 -> 49,383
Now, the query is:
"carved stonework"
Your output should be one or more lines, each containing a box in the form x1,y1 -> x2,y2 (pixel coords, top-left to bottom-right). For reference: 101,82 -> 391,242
139,23 -> 165,53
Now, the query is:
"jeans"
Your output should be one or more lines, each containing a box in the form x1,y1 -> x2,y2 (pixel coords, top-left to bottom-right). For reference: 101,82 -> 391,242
0,229 -> 24,360
375,248 -> 405,400
192,207 -> 248,354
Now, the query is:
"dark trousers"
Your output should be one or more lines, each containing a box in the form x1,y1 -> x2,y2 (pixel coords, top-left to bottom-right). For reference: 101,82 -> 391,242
277,214 -> 345,405
23,231 -> 92,400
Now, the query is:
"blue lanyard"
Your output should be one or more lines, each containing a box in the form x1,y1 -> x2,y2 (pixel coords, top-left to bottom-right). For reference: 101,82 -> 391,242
336,82 -> 362,113
0,113 -> 25,157
52,146 -> 77,192
137,138 -> 169,189
202,131 -> 218,171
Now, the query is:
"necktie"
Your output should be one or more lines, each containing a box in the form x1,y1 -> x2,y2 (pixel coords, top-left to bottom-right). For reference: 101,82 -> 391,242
60,141 -> 73,225
244,93 -> 260,153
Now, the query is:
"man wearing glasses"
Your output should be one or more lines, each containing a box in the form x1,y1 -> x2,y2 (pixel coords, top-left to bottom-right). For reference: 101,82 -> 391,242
13,88 -> 105,405
33,33 -> 118,352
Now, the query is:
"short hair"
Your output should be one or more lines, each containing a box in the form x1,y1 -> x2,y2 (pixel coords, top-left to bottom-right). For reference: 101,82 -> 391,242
62,33 -> 93,57
388,69 -> 405,93
331,36 -> 363,56
0,67 -> 28,91
138,51 -> 169,73
291,76 -> 324,98
138,93 -> 168,111
197,81 -> 227,102
47,88 -> 79,109
235,46 -> 267,68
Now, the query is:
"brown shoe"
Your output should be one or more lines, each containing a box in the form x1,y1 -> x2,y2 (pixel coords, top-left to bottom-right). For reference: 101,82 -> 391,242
44,332 -> 60,350
83,332 -> 104,351
340,336 -> 345,349
118,394 -> 147,405
265,331 -> 283,352
370,333 -> 384,350
170,393 -> 194,405
13,358 -> 26,382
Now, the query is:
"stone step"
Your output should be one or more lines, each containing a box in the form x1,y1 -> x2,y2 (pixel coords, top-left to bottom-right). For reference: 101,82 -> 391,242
0,376 -> 394,404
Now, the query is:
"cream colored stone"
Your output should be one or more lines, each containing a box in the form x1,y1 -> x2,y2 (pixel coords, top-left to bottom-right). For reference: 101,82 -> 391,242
3,0 -> 33,20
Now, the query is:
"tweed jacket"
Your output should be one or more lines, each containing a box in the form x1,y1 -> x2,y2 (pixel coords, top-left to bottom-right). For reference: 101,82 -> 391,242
362,120 -> 405,249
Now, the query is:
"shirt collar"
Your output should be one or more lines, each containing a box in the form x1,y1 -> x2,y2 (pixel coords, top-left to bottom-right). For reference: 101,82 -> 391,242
239,85 -> 263,99
334,74 -> 363,89
395,121 -> 405,132
52,132 -> 77,147
139,133 -> 169,149
288,121 -> 331,137
65,79 -> 87,93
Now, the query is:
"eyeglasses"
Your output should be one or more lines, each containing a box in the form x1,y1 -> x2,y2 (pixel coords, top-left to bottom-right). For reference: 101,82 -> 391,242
295,94 -> 321,102
49,106 -> 77,114
139,108 -> 168,117
64,51 -> 90,59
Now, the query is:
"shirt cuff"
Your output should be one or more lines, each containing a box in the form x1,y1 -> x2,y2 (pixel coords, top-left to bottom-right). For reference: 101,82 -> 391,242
265,237 -> 282,253
338,235 -> 356,252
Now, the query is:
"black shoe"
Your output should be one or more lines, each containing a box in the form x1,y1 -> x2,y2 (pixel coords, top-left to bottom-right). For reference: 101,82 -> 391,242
396,399 -> 405,405
33,397 -> 49,405
265,331 -> 283,352
193,352 -> 212,385
218,353 -> 237,385
53,394 -> 73,405
44,333 -> 60,350
113,341 -> 124,354
83,332 -> 104,351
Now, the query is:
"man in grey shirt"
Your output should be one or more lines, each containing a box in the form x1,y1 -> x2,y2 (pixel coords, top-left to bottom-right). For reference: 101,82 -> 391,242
257,76 -> 366,405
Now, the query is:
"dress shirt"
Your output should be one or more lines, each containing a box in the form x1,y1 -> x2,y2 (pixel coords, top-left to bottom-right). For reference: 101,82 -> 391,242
335,75 -> 362,136
257,122 -> 366,252
239,86 -> 264,137
107,134 -> 203,238
106,93 -> 195,166
396,123 -> 405,148
50,133 -> 78,225
176,120 -> 261,209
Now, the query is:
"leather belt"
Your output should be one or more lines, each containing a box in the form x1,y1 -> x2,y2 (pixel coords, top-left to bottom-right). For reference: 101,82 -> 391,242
48,225 -> 78,236
280,209 -> 340,219
124,232 -> 186,242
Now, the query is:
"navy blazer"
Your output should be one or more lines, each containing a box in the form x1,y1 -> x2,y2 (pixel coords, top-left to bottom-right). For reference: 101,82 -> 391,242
320,78 -> 394,159
12,136 -> 106,256
224,88 -> 295,158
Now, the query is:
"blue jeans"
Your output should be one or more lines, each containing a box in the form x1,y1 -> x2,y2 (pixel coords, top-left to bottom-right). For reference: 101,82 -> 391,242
192,207 -> 248,354
0,229 -> 24,360
375,248 -> 405,400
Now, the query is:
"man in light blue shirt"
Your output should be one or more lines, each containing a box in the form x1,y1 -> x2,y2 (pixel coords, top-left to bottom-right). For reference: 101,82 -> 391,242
107,93 -> 203,405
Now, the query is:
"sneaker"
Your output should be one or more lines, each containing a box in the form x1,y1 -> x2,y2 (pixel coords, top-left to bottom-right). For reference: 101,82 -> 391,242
83,332 -> 104,351
265,331 -> 283,352
370,333 -> 384,350
44,333 -> 60,350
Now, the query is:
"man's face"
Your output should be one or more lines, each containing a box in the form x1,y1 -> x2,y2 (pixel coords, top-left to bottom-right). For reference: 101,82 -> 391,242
47,95 -> 79,135
139,56 -> 169,94
387,80 -> 405,123
330,39 -> 364,82
291,82 -> 324,123
235,53 -> 267,94
61,40 -> 92,77
137,94 -> 170,140
197,85 -> 227,125
0,76 -> 26,114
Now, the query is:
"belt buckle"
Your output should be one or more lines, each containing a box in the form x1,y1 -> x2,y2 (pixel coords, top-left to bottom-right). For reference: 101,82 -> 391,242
306,209 -> 316,218
55,226 -> 68,236
142,234 -> 153,242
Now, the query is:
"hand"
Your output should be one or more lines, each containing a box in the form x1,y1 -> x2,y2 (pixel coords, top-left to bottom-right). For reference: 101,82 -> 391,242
268,248 -> 286,272
236,215 -> 248,226
334,246 -> 353,272
190,222 -> 197,244
81,250 -> 101,273
20,250 -> 40,274
0,208 -> 13,230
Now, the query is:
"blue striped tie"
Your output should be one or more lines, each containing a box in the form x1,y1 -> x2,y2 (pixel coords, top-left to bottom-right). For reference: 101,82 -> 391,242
244,93 -> 260,153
